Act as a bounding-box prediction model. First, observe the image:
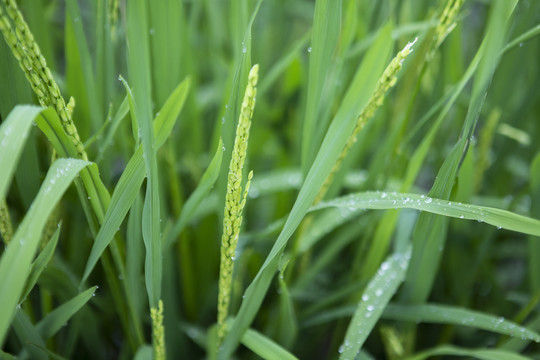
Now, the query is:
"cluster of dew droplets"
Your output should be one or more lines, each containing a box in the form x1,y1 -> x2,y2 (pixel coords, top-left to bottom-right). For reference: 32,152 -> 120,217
43,160 -> 80,195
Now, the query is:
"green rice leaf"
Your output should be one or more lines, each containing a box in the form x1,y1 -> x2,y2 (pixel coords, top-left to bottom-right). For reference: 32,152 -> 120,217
0,158 -> 89,345
339,249 -> 411,360
82,75 -> 189,283
241,328 -> 299,360
127,0 -> 162,308
405,345 -> 531,360
166,138 -> 224,247
313,191 -> 540,237
298,207 -> 364,253
301,0 -> 342,173
81,146 -> 145,284
65,0 -> 103,130
34,108 -> 111,222
384,303 -> 540,343
154,77 -> 190,148
134,345 -> 153,360
277,264 -> 298,348
0,349 -> 17,360
0,105 -> 42,200
36,286 -> 98,339
96,95 -> 130,163
12,310 -> 47,360
20,225 -> 61,301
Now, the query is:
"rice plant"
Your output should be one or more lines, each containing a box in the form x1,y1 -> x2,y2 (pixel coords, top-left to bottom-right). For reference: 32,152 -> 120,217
1,0 -> 540,359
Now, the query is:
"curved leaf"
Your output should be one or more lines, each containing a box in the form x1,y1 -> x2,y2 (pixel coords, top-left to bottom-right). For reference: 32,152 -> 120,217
0,158 -> 89,345
313,192 -> 540,237
0,105 -> 42,199
339,249 -> 411,360
384,303 -> 540,343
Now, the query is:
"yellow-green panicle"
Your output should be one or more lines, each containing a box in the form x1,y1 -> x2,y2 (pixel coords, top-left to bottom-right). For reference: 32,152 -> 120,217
316,38 -> 417,203
0,0 -> 87,160
151,300 -> 166,360
217,64 -> 259,342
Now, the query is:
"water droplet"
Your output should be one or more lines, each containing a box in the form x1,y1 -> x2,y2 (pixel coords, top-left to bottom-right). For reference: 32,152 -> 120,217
424,197 -> 432,204
149,28 -> 155,35
367,305 -> 375,312
307,47 -> 312,53
362,294 -> 369,301
375,289 -> 383,297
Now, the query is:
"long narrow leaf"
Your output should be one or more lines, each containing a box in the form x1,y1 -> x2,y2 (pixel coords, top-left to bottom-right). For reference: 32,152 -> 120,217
406,345 -> 531,360
383,303 -> 540,343
0,158 -> 89,345
339,249 -> 411,360
313,192 -> 540,237
36,286 -> 98,339
241,328 -> 299,360
166,138 -> 224,247
0,105 -> 42,199
83,77 -> 189,283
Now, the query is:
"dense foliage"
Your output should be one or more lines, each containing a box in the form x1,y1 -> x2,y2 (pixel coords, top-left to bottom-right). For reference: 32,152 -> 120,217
1,0 -> 540,359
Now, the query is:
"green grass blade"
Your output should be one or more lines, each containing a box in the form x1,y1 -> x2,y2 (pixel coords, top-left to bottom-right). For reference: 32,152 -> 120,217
127,0 -> 162,308
0,105 -> 42,200
96,95 -> 129,163
248,169 -> 303,198
166,138 -> 224,247
276,265 -> 298,348
384,303 -> 540,342
301,0 -> 342,173
83,76 -> 189,283
12,310 -> 47,360
529,152 -> 540,291
219,23 -> 394,359
20,225 -> 61,301
339,249 -> 411,360
406,345 -> 531,360
0,349 -> 16,360
313,192 -> 540,237
81,146 -> 145,284
241,328 -> 299,360
35,286 -> 98,339
154,77 -> 190,148
0,158 -> 89,345
134,345 -> 153,360
149,0 -> 186,108
298,208 -> 363,253
65,0 -> 103,131
126,194 -> 145,325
